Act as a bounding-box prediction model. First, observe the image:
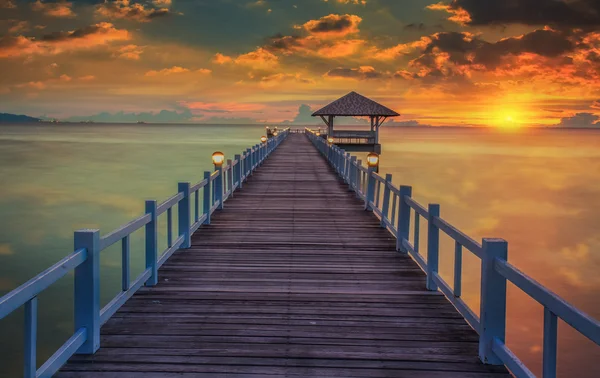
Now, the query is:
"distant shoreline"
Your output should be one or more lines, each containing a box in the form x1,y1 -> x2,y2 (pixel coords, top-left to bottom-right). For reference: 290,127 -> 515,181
0,121 -> 599,130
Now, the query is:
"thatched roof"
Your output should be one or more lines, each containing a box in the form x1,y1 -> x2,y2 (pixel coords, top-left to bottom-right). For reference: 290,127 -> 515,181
312,92 -> 399,117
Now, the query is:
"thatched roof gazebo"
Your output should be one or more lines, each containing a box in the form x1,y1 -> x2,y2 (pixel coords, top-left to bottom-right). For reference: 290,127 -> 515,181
312,91 -> 399,153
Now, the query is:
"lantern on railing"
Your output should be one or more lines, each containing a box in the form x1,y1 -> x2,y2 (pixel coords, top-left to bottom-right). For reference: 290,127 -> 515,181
327,137 -> 334,146
273,131 -> 278,136
260,136 -> 267,143
367,152 -> 379,173
316,131 -> 321,137
212,151 -> 225,167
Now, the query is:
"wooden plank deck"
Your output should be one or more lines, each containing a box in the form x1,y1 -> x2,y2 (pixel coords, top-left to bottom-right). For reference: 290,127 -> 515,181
58,134 -> 509,377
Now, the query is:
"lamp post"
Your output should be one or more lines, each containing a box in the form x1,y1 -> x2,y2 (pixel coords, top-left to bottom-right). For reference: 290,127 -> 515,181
212,151 -> 225,209
367,152 -> 380,173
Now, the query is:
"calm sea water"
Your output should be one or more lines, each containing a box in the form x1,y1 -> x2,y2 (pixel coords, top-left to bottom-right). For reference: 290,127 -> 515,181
0,124 -> 598,377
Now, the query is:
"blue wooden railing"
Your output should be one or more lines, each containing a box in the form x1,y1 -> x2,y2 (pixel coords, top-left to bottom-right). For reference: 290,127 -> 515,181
307,128 -> 600,378
0,129 -> 290,378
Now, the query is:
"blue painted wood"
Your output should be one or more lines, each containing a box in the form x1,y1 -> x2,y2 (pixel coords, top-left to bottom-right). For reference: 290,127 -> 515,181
24,297 -> 37,378
433,216 -> 483,258
432,272 -> 480,333
454,241 -> 462,297
203,171 -> 211,224
365,168 -> 376,211
234,154 -> 241,189
396,186 -> 412,253
214,167 -> 224,210
380,174 -> 392,227
414,212 -> 420,253
355,159 -> 362,198
543,307 -> 558,378
156,193 -> 184,216
121,235 -> 130,291
167,207 -> 173,247
479,238 -> 508,365
349,156 -> 357,191
99,213 -> 151,250
491,338 -> 536,378
177,182 -> 191,248
426,204 -> 440,291
227,159 -> 234,198
158,235 -> 185,268
194,190 -> 199,221
73,229 -> 100,354
389,193 -> 397,228
100,268 -> 152,325
36,328 -> 86,378
0,248 -> 86,319
495,259 -> 600,345
144,200 -> 158,287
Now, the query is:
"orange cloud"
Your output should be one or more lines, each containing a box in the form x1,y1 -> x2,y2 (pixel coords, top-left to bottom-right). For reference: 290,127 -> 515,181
95,0 -> 171,23
301,14 -> 362,38
213,53 -> 233,64
114,44 -> 144,60
426,2 -> 472,25
317,39 -> 365,57
145,66 -> 190,76
8,20 -> 30,34
372,36 -> 432,60
215,47 -> 279,69
31,0 -> 76,18
0,22 -> 130,58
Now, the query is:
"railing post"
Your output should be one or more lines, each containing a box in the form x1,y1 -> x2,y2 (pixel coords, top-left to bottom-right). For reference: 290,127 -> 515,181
365,168 -> 376,211
426,204 -> 440,291
396,185 -> 412,253
74,229 -> 100,354
227,159 -> 233,198
246,148 -> 251,176
24,297 -> 37,378
178,182 -> 191,248
380,174 -> 392,227
145,200 -> 158,286
203,172 -> 211,224
349,156 -> 357,191
215,167 -> 224,210
234,154 -> 241,190
479,238 -> 508,365
344,153 -> 351,182
356,159 -> 362,198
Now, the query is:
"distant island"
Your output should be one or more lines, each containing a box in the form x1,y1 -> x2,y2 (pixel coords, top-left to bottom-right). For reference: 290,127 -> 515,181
0,113 -> 41,123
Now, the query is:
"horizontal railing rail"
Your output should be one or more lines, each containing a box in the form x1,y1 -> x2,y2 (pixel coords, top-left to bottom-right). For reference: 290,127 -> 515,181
0,128 -> 290,378
306,128 -> 599,378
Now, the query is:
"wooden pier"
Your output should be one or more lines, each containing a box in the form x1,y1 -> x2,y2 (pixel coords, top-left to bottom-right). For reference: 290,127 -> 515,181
1,129 -> 598,378
57,134 -> 508,377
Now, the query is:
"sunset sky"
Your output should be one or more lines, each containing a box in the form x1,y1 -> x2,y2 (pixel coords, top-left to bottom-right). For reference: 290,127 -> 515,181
1,0 -> 599,127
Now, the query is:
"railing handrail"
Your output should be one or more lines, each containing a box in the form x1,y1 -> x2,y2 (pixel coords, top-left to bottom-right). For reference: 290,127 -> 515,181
0,128 -> 291,378
305,128 -> 599,378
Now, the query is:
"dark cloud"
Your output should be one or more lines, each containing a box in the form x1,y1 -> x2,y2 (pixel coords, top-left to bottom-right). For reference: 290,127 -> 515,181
412,29 -> 577,71
95,0 -> 172,23
326,66 -> 387,80
557,112 -> 600,128
447,0 -> 600,29
264,34 -> 302,53
40,23 -> 118,42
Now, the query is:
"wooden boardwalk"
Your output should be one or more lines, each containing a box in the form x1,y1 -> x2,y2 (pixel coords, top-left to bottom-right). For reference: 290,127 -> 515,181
59,134 -> 509,377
